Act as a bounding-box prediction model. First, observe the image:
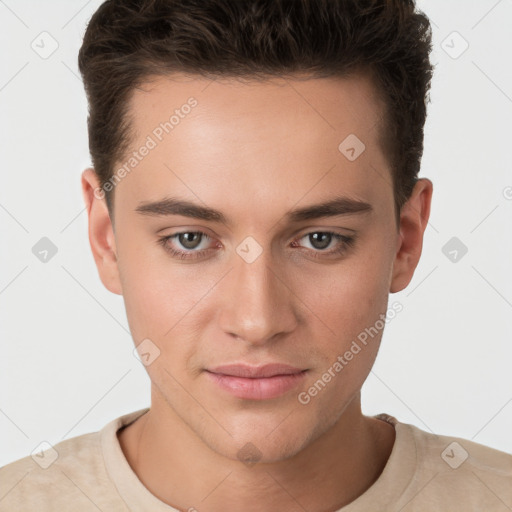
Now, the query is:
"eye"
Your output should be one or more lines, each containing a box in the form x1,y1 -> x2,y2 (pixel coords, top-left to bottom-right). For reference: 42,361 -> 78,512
157,231 -> 215,260
176,232 -> 205,250
291,231 -> 356,257
158,230 -> 356,261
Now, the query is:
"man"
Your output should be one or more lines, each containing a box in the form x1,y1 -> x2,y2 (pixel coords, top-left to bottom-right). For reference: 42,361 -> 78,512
1,0 -> 511,510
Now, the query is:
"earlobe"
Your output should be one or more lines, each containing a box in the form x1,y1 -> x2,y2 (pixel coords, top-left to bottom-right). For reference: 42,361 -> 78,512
389,178 -> 433,294
81,168 -> 123,295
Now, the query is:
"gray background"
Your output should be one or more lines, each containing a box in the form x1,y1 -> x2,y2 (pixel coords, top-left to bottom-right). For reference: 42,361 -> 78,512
0,0 -> 511,467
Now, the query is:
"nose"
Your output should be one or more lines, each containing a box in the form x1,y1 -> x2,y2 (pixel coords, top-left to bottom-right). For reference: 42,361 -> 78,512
217,245 -> 298,346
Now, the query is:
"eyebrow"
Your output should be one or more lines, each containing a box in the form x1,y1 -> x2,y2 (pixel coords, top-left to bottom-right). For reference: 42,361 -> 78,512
135,196 -> 373,224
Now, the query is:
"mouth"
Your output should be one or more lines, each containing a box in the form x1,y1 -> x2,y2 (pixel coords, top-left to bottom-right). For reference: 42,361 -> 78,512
205,363 -> 308,400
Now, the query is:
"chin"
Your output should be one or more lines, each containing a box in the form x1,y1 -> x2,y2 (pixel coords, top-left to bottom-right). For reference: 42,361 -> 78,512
201,414 -> 325,465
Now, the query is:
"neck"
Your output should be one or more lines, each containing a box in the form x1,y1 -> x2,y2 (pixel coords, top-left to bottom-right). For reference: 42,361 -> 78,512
118,391 -> 395,512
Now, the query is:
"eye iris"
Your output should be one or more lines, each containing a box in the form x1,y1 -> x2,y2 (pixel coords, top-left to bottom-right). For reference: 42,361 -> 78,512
179,232 -> 202,249
309,232 -> 331,250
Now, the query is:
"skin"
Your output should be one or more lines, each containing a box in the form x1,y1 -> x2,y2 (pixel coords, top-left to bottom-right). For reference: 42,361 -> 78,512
81,72 -> 432,511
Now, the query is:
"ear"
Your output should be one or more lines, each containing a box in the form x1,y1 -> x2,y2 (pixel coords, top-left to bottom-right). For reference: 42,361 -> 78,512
390,178 -> 433,293
81,168 -> 122,295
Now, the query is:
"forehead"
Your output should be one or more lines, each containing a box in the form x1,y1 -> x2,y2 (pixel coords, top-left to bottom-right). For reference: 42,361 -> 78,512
128,71 -> 386,142
116,72 -> 392,220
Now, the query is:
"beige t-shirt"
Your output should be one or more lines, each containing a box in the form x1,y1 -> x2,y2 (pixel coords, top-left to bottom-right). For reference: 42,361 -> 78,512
1,408 -> 511,511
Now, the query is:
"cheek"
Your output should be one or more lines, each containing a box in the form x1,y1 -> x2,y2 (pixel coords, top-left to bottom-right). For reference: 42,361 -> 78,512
120,270 -> 206,385
117,239 -> 224,371
296,259 -> 390,411
122,273 -> 208,343
298,249 -> 391,341
117,232 -> 199,330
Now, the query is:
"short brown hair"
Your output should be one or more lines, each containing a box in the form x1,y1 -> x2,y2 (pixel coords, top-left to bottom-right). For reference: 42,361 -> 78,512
78,0 -> 433,225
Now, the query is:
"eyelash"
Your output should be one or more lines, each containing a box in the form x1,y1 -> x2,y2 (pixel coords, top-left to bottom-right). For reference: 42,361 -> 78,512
157,231 -> 356,261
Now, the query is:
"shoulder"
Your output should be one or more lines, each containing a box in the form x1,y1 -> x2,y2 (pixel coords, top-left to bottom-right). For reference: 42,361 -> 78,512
407,422 -> 512,474
0,410 -> 148,512
0,430 -> 118,511
399,421 -> 512,510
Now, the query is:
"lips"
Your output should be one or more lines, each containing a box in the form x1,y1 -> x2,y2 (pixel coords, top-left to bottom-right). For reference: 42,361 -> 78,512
205,363 -> 308,400
208,363 -> 305,378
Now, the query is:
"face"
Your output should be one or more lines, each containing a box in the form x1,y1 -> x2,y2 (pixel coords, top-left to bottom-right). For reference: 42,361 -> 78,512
83,72 -> 427,463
